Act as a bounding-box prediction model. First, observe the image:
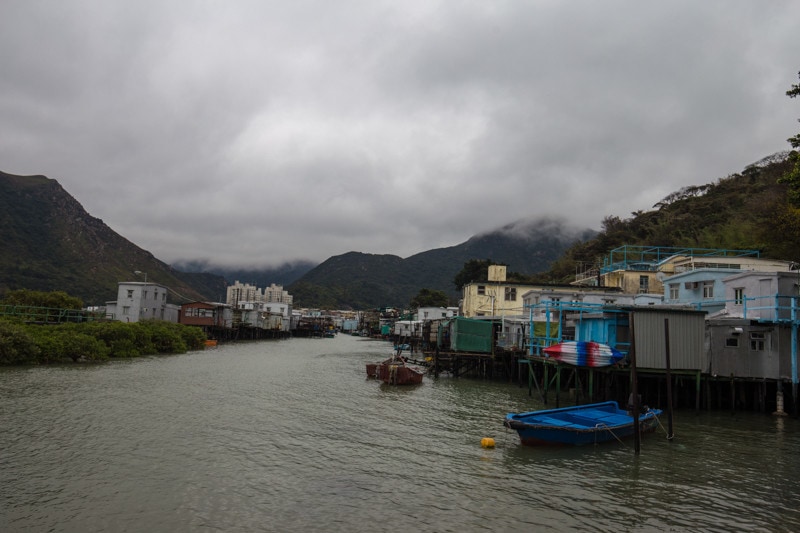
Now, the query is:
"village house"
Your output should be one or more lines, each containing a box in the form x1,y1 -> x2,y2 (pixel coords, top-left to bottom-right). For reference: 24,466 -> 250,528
179,301 -> 232,329
105,281 -> 180,323
225,280 -> 293,332
513,246 -> 800,413
703,270 -> 800,384
461,265 -> 620,319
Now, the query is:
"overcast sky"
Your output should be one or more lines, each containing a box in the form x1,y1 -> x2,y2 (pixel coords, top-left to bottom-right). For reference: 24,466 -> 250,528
2,1 -> 799,268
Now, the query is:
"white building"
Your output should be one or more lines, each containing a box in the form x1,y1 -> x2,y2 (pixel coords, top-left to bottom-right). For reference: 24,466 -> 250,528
226,280 -> 261,307
226,281 -> 294,331
106,281 -> 180,323
264,283 -> 293,305
416,306 -> 458,321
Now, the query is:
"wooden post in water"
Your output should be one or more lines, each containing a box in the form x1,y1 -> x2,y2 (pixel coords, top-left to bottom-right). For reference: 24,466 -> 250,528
555,364 -> 561,408
630,314 -> 641,455
527,360 -> 533,396
543,361 -> 549,404
696,372 -> 702,412
528,360 -> 546,403
664,319 -> 674,440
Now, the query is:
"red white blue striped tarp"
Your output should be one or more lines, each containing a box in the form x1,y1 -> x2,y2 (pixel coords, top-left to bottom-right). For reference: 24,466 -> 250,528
542,341 -> 624,367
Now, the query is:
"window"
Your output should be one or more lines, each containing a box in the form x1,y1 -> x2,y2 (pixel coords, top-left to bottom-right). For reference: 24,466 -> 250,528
127,289 -> 134,298
143,291 -> 148,299
750,332 -> 765,351
477,285 -> 485,295
702,282 -> 714,299
639,276 -> 649,293
505,287 -> 517,301
734,288 -> 744,305
122,306 -> 130,315
669,284 -> 679,300
726,337 -> 739,347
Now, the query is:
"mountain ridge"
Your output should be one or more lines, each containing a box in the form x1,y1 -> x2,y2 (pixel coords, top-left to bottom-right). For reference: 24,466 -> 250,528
0,170 -> 582,309
0,171 -> 225,305
3,150 -> 798,310
286,218 -> 594,309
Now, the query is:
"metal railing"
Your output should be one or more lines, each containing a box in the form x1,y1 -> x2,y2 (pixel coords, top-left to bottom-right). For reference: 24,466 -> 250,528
0,304 -> 107,323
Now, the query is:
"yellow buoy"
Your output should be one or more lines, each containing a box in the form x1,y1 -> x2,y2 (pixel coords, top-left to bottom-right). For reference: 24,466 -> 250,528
480,437 -> 495,448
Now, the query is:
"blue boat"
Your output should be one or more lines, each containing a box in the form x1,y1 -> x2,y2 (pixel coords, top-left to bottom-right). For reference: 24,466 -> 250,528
504,401 -> 662,446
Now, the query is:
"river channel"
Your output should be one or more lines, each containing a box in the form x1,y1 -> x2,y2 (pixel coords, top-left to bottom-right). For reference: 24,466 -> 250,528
2,334 -> 799,532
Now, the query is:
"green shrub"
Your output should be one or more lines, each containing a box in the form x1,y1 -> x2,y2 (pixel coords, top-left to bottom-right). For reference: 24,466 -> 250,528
177,324 -> 207,350
79,321 -> 146,358
34,326 -> 110,363
138,320 -> 188,354
1,289 -> 84,309
0,318 -> 209,365
0,320 -> 41,364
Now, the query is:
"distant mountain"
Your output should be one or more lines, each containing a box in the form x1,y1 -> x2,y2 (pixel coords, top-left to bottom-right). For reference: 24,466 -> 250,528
0,171 -> 225,305
5,150 -> 796,312
171,259 -> 316,290
287,218 -> 595,309
0,170 -> 587,310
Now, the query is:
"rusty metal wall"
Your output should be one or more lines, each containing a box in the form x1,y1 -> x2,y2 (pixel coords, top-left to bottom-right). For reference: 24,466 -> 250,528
632,310 -> 707,371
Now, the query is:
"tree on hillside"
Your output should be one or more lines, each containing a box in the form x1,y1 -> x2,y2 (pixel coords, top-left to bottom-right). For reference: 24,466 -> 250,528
409,288 -> 450,309
453,259 -> 495,290
1,289 -> 83,309
779,70 -> 800,205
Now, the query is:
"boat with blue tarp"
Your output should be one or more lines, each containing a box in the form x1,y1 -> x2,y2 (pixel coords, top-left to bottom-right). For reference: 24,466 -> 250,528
504,400 -> 661,446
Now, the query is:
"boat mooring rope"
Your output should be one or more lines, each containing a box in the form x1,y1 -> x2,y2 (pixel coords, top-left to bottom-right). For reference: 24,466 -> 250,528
595,423 -> 626,446
650,410 -> 674,440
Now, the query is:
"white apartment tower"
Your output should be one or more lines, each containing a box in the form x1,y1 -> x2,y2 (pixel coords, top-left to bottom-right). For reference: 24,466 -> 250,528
226,280 -> 261,307
264,283 -> 293,305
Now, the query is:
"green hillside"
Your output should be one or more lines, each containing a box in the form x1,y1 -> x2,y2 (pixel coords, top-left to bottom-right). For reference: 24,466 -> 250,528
3,150 -> 799,311
535,152 -> 800,284
0,171 -> 224,305
287,219 -> 590,310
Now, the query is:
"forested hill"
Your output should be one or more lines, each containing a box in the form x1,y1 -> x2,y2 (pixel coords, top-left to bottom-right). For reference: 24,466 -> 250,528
0,171 -> 225,305
2,150 -> 798,310
535,152 -> 800,284
288,219 -> 594,309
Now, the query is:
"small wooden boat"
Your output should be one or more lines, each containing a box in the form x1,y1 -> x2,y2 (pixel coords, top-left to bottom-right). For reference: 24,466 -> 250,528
542,341 -> 623,367
365,358 -> 390,379
366,356 -> 424,385
379,359 -> 424,385
504,401 -> 661,446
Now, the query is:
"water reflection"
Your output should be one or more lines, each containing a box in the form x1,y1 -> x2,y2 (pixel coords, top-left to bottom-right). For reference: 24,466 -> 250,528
2,336 -> 800,532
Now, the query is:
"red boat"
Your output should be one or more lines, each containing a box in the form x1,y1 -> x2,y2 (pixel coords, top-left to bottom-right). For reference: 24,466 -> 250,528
366,356 -> 424,385
365,358 -> 389,379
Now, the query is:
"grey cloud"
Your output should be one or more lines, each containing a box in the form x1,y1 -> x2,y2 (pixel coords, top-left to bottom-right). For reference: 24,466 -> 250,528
1,1 -> 799,268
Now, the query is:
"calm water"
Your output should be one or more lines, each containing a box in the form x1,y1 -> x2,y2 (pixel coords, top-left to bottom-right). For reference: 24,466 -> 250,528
2,335 -> 799,532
